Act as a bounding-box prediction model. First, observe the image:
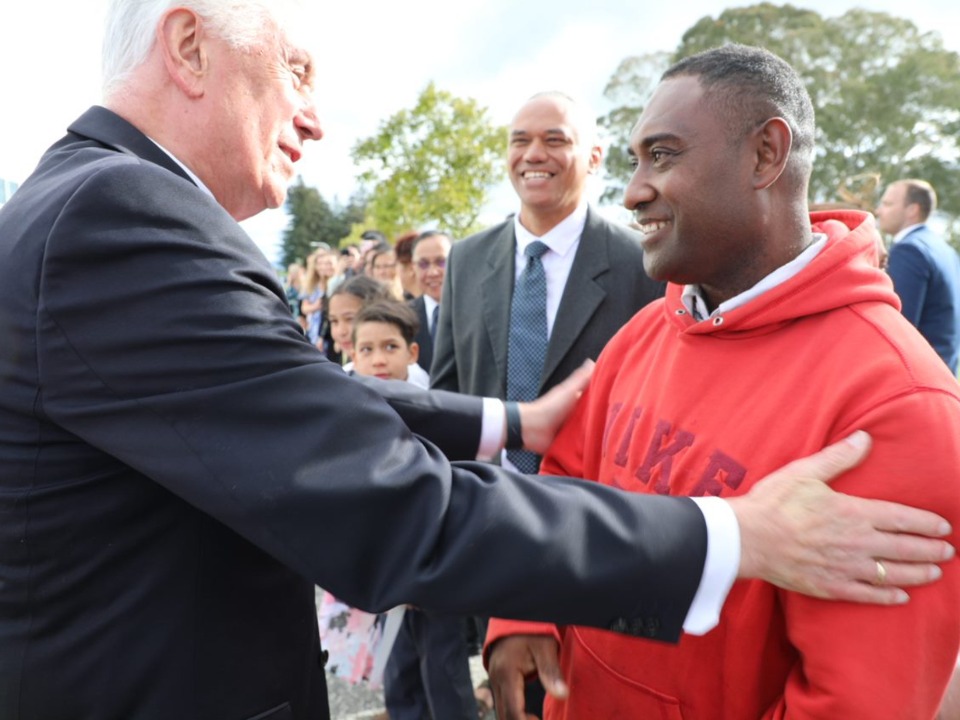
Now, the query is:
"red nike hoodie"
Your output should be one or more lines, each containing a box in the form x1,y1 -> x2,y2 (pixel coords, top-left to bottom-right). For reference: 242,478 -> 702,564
487,211 -> 960,719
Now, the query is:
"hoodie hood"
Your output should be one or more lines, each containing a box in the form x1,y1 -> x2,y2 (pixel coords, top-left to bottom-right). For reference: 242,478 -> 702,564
664,209 -> 900,336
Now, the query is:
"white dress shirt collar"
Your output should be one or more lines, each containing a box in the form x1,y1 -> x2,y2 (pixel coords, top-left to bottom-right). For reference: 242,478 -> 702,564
513,202 -> 589,260
893,222 -> 925,244
681,234 -> 828,320
147,138 -> 216,200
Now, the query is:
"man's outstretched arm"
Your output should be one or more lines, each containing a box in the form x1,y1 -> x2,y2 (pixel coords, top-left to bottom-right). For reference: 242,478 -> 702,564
355,361 -> 594,461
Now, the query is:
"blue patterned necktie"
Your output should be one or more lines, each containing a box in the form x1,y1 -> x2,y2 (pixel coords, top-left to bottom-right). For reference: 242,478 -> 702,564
431,304 -> 439,342
506,240 -> 549,474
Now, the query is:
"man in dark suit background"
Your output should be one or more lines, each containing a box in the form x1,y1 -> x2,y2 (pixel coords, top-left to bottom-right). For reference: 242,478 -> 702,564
409,230 -> 452,376
0,3 -> 954,720
431,91 -> 665,714
876,178 -> 960,374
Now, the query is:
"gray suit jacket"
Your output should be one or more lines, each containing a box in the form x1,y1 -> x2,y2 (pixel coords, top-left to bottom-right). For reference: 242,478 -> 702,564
431,209 -> 664,398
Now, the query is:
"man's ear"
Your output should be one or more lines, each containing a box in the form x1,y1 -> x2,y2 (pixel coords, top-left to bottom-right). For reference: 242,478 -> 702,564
587,144 -> 603,175
158,7 -> 207,98
753,117 -> 792,191
905,201 -> 923,225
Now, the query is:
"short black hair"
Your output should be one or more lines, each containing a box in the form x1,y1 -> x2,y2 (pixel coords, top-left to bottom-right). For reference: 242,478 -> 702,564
663,44 -> 815,163
412,230 -> 452,254
352,300 -> 420,346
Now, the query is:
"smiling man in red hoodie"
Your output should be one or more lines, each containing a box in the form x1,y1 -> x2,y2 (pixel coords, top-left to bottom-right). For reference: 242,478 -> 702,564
486,44 -> 960,720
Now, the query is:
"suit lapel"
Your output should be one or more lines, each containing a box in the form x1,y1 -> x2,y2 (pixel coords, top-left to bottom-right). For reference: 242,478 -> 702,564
542,209 -> 610,387
481,223 -> 516,386
68,106 -> 196,186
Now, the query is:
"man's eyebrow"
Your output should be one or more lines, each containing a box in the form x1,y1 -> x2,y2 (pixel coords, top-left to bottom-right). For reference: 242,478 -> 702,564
628,132 -> 684,160
509,128 -> 570,138
637,132 -> 682,149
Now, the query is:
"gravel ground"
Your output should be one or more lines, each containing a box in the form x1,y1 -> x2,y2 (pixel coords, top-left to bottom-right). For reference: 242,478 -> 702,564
318,587 -> 493,720
327,655 -> 492,720
325,672 -> 385,720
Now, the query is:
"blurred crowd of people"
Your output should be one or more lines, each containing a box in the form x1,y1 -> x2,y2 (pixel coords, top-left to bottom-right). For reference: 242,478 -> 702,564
283,227 -> 448,373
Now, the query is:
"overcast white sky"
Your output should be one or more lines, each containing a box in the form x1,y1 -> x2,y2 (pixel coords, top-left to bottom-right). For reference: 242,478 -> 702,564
2,1 -> 959,261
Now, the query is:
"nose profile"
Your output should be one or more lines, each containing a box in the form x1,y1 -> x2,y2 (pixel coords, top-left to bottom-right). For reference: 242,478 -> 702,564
296,97 -> 323,142
623,167 -> 655,211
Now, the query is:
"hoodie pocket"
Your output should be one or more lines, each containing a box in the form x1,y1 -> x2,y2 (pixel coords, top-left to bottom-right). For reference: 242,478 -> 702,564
550,627 -> 684,720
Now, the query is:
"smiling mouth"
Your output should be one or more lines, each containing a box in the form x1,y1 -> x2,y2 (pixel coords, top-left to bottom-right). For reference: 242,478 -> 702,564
637,220 -> 670,235
522,171 -> 553,180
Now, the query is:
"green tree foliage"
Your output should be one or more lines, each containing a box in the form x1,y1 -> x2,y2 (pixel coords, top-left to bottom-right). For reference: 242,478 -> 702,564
597,52 -> 671,204
351,82 -> 505,239
599,4 -> 960,224
280,178 -> 366,268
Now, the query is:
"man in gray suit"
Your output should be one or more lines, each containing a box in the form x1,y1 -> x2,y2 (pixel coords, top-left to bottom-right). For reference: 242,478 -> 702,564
432,92 -> 661,446
431,91 -> 664,715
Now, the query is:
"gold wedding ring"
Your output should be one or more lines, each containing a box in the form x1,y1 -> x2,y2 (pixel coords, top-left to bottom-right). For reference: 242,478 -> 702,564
873,559 -> 887,586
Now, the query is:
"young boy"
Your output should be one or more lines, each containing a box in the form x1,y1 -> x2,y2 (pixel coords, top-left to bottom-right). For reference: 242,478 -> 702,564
351,300 -> 429,388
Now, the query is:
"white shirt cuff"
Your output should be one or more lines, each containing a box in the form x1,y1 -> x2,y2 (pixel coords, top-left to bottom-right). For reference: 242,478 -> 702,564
682,496 -> 740,635
476,398 -> 505,461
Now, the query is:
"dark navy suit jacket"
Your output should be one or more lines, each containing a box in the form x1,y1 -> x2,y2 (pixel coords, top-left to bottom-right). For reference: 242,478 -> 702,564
888,224 -> 960,373
409,294 -> 435,375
